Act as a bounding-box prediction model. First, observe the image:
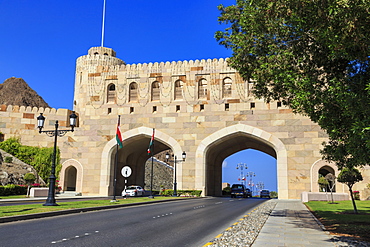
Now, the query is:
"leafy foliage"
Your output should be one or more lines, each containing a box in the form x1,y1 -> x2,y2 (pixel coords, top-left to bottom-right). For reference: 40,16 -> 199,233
0,138 -> 60,182
269,191 -> 278,198
337,167 -> 363,213
216,0 -> 370,168
318,176 -> 329,192
4,156 -> 13,163
0,184 -> 27,196
24,173 -> 36,184
160,189 -> 202,197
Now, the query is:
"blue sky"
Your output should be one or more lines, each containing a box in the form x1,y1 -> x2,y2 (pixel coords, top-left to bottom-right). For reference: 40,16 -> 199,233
0,1 -> 277,192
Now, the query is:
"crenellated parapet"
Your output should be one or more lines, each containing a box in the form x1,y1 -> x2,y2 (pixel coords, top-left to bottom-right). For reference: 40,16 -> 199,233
73,47 -> 257,113
0,104 -> 75,146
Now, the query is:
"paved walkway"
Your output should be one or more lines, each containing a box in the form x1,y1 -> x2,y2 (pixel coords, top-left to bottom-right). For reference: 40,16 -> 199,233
252,200 -> 335,247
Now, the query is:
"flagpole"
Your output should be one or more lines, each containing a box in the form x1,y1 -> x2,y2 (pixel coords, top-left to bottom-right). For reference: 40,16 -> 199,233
101,0 -> 106,47
111,115 -> 120,202
149,128 -> 155,198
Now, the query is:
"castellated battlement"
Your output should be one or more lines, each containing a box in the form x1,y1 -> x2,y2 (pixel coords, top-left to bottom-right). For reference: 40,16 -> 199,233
73,46 -> 262,114
0,104 -> 75,147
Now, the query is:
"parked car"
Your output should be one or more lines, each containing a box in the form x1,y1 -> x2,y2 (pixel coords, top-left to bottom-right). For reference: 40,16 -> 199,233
122,185 -> 145,197
260,190 -> 270,198
231,184 -> 249,198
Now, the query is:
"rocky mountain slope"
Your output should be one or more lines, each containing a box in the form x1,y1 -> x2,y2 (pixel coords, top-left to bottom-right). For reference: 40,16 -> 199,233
0,149 -> 45,186
0,77 -> 50,108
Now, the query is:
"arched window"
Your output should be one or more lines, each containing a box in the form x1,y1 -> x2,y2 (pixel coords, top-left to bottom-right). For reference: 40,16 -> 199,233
129,82 -> 138,102
107,84 -> 116,103
151,81 -> 160,101
198,79 -> 207,99
223,78 -> 232,98
174,80 -> 183,100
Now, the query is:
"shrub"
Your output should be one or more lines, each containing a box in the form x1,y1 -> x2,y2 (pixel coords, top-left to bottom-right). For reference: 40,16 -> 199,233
270,191 -> 278,198
160,189 -> 174,196
222,186 -> 231,195
4,156 -> 13,163
160,189 -> 202,197
24,173 -> 36,184
0,184 -> 27,196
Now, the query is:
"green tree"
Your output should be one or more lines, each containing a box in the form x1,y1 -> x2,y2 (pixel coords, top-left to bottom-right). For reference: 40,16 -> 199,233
215,1 -> 370,168
337,167 -> 363,214
31,147 -> 61,183
318,175 -> 329,192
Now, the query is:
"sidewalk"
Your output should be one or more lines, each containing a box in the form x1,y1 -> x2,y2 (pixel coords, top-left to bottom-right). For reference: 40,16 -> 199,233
252,200 -> 334,247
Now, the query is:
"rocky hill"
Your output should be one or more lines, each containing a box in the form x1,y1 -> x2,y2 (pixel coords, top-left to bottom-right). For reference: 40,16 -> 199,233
0,77 -> 50,108
0,149 -> 45,186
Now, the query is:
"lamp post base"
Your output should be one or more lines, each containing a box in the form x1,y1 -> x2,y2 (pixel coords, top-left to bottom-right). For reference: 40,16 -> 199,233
43,201 -> 58,206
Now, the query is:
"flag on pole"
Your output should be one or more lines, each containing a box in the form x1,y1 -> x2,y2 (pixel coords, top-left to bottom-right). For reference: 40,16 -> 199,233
147,128 -> 155,155
116,115 -> 123,148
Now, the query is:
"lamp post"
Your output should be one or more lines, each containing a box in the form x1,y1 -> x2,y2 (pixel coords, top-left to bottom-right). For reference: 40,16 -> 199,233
37,112 -> 77,206
246,171 -> 256,195
236,163 -> 248,186
166,151 -> 186,197
256,181 -> 264,193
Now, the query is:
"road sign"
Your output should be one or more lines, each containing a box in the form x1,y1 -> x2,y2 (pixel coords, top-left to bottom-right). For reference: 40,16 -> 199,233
121,166 -> 132,178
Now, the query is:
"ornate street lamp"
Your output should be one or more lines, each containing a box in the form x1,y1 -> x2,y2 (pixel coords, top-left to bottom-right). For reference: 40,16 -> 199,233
246,171 -> 256,195
37,112 -> 78,206
236,163 -> 248,186
166,151 -> 186,197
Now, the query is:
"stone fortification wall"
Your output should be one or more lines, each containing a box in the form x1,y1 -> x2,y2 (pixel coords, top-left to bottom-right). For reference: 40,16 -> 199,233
0,104 -> 74,150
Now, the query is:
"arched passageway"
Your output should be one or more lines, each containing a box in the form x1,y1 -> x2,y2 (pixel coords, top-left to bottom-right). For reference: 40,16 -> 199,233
60,159 -> 83,193
222,149 -> 277,196
65,166 -> 77,191
318,165 -> 336,192
196,124 -> 288,198
204,133 -> 276,196
100,127 -> 183,196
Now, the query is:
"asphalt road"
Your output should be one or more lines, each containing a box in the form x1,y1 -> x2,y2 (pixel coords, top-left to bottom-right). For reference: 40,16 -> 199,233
0,197 -> 267,247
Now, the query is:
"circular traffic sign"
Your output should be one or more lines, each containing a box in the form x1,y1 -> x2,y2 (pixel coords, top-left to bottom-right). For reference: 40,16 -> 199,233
121,166 -> 132,178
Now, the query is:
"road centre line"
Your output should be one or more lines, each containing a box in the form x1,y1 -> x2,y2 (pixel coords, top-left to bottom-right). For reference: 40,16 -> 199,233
51,230 -> 100,244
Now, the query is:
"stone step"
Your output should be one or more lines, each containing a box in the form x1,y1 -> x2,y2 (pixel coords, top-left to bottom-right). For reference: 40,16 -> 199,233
57,191 -> 82,197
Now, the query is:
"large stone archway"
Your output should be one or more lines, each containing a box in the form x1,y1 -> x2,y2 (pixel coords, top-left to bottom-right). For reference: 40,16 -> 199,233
195,124 -> 288,198
99,127 -> 183,196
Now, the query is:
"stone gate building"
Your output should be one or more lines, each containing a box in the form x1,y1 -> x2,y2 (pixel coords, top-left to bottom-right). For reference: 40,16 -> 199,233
1,46 -> 369,199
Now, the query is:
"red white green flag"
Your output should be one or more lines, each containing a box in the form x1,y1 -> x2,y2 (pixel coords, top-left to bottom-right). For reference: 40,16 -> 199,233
116,116 -> 123,148
147,128 -> 155,155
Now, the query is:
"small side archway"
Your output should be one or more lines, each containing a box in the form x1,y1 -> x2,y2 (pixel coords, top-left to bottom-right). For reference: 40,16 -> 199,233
60,159 -> 83,193
310,159 -> 341,193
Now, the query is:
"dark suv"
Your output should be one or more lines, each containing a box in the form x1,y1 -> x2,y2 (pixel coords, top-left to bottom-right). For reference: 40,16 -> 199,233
230,184 -> 250,198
